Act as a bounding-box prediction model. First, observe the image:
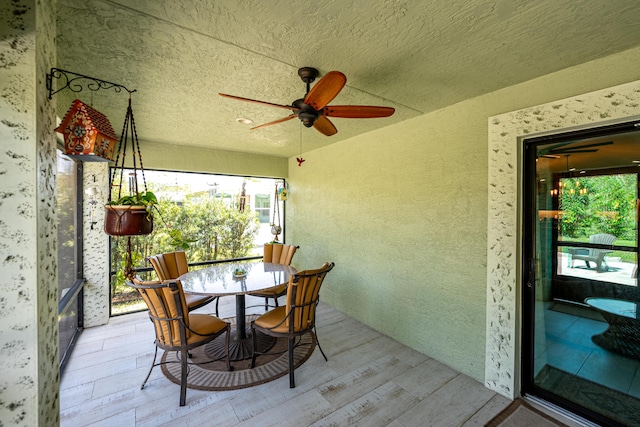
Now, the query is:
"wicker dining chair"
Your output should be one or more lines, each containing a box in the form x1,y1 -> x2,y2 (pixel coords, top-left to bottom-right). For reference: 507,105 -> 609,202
148,251 -> 219,314
248,243 -> 299,311
127,277 -> 231,406
250,262 -> 335,388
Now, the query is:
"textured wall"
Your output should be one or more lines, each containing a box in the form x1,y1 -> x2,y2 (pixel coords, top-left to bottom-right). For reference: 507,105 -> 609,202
0,0 -> 59,425
287,46 -> 640,384
288,102 -> 490,380
82,162 -> 110,327
486,80 -> 640,397
130,140 -> 288,178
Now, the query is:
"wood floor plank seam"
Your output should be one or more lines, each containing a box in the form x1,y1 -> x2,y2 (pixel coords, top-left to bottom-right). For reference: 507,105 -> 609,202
59,298 -> 568,426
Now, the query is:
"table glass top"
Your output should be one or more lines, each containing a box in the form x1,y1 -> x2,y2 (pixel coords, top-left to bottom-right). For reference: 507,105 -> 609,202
178,261 -> 296,296
585,297 -> 639,320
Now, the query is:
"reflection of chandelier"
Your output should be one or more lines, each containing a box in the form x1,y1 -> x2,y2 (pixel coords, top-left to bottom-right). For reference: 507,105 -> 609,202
550,155 -> 588,197
550,178 -> 589,197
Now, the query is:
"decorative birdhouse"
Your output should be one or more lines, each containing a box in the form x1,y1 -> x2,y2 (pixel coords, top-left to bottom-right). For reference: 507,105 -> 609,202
55,99 -> 118,161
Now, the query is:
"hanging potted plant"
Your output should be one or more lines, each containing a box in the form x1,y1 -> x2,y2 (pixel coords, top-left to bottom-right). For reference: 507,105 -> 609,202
103,96 -> 155,237
104,190 -> 196,248
104,190 -> 156,236
103,95 -> 195,278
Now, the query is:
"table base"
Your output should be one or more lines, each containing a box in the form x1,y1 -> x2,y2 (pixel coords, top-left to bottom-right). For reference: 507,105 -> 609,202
205,327 -> 276,361
591,316 -> 640,360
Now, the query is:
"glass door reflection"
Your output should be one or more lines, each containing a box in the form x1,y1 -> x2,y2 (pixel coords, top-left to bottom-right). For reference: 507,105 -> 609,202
524,123 -> 640,426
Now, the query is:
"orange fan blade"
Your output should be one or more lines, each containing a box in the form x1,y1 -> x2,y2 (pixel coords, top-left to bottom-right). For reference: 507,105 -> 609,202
250,114 -> 296,130
219,93 -> 299,111
323,105 -> 395,118
313,115 -> 338,136
304,71 -> 347,110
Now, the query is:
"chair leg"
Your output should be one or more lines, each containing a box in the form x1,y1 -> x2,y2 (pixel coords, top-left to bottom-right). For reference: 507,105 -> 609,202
288,337 -> 295,388
141,345 -> 159,390
313,326 -> 328,361
264,297 -> 269,312
179,348 -> 189,406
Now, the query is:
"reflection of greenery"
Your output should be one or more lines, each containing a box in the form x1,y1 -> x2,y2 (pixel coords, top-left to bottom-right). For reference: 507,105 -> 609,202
560,174 -> 637,241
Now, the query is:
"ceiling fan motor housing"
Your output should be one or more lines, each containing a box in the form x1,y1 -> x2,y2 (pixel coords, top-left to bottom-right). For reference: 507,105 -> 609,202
292,99 -> 319,127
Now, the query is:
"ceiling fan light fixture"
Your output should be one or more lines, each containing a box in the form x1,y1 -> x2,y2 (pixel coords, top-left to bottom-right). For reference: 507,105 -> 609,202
292,99 -> 319,127
298,111 -> 317,127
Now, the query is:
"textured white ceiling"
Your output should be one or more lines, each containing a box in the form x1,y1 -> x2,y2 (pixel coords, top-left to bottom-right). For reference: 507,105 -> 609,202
54,0 -> 640,158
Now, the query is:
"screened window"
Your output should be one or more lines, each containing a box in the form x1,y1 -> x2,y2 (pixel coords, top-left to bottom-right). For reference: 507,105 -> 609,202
109,170 -> 285,315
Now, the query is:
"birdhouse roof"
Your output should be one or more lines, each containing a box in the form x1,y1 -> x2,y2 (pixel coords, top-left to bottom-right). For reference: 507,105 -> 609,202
57,99 -> 119,140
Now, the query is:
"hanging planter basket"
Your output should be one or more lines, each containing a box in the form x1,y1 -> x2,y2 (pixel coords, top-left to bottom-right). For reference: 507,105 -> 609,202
104,205 -> 153,236
104,95 -> 154,237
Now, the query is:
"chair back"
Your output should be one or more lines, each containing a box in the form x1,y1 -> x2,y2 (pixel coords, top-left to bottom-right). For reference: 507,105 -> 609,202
589,233 -> 616,246
263,243 -> 298,265
148,251 -> 189,280
127,278 -> 191,347
285,262 -> 335,332
588,233 -> 616,255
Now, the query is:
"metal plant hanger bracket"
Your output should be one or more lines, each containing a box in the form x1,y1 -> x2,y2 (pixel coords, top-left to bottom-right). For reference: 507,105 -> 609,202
47,68 -> 136,99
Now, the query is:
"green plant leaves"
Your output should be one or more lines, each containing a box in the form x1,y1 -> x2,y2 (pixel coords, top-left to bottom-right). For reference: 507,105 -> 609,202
106,191 -> 158,206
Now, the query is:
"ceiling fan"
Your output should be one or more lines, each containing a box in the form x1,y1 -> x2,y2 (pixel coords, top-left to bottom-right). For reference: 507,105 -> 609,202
219,67 -> 395,136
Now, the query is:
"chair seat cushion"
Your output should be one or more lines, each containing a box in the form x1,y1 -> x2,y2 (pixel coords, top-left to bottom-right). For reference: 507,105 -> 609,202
254,306 -> 289,333
250,283 -> 287,298
185,294 -> 214,310
187,314 -> 228,344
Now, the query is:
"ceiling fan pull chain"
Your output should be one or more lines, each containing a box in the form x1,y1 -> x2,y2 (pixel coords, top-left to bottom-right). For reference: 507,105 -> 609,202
297,121 -> 305,166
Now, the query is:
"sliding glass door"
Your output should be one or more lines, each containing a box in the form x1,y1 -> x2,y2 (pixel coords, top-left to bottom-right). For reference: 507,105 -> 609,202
522,121 -> 640,426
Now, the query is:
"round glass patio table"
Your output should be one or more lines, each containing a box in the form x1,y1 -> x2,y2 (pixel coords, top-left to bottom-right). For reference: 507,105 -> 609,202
178,260 -> 296,361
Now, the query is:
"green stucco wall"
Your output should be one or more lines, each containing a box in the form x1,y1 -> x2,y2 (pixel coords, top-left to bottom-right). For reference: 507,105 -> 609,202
286,46 -> 640,382
128,140 -> 288,178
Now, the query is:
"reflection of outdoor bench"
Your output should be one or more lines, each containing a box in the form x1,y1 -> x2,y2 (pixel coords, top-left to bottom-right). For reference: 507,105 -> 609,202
567,233 -> 616,272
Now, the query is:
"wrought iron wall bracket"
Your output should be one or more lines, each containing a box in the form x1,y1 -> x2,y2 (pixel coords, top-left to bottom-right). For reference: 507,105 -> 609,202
47,68 -> 136,99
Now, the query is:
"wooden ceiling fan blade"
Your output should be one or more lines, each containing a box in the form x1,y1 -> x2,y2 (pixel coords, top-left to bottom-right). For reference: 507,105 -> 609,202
542,140 -> 613,155
323,105 -> 395,118
568,140 -> 613,149
219,93 -> 299,111
555,149 -> 600,154
551,141 -> 613,153
313,116 -> 338,136
250,114 -> 296,130
304,71 -> 347,110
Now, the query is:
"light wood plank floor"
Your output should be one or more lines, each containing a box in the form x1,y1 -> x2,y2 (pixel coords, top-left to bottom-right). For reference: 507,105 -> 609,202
60,296 -> 537,426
